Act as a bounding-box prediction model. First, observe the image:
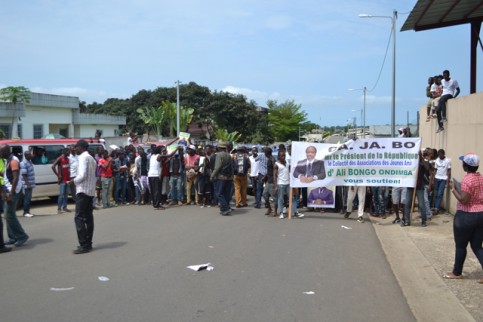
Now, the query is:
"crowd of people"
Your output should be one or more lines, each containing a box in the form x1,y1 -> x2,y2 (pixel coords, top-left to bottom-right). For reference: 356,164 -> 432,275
338,146 -> 451,228
0,131 -> 480,284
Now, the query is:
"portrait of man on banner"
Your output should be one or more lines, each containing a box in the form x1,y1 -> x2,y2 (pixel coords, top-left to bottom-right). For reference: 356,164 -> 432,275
307,186 -> 335,208
293,145 -> 326,183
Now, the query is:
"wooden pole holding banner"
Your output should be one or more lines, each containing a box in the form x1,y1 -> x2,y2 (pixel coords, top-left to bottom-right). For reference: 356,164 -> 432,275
409,185 -> 417,225
409,155 -> 421,225
288,185 -> 293,219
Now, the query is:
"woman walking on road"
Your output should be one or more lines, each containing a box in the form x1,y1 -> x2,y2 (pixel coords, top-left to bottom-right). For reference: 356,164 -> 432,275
444,153 -> 483,284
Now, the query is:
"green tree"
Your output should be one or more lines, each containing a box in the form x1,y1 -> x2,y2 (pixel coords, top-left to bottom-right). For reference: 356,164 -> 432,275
267,99 -> 307,142
215,128 -> 242,142
84,82 -> 272,142
0,86 -> 31,138
136,105 -> 166,137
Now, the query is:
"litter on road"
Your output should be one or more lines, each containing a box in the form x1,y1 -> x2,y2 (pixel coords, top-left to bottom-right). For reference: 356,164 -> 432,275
50,287 -> 75,291
187,263 -> 214,271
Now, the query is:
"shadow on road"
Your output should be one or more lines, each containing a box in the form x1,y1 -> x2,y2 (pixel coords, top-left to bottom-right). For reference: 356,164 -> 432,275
94,241 -> 127,250
20,238 -> 54,249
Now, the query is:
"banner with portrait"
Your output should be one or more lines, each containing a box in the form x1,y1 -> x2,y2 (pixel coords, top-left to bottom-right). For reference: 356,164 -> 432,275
290,138 -> 421,188
307,186 -> 336,208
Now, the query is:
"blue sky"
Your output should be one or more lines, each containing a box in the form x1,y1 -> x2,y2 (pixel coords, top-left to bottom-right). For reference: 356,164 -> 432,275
1,0 -> 481,127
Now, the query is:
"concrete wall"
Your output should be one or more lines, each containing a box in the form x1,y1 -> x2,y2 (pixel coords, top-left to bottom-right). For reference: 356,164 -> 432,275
418,92 -> 483,214
74,125 -> 120,138
22,107 -> 73,138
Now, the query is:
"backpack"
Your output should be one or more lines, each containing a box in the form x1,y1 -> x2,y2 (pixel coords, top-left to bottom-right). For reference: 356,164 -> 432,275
220,157 -> 234,177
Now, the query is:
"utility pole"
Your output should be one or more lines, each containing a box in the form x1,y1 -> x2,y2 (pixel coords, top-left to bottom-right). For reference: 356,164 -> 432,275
175,80 -> 181,137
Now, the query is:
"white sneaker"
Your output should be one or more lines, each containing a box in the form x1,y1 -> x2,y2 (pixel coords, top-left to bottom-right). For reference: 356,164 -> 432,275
282,207 -> 287,214
294,212 -> 305,218
24,213 -> 34,218
278,213 -> 285,219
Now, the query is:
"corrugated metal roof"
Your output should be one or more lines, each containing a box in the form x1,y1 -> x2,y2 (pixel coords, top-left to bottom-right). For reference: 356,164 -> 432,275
401,0 -> 483,32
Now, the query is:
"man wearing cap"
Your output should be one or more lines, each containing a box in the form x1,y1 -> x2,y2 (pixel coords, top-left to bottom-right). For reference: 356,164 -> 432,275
185,145 -> 200,205
70,139 -> 97,254
211,141 -> 234,216
233,146 -> 249,208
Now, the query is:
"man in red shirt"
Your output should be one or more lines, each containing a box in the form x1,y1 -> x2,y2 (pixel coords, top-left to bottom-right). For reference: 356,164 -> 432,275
52,148 -> 71,215
98,150 -> 114,208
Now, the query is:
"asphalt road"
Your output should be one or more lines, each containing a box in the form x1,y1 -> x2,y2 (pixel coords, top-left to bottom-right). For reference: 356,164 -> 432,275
1,202 -> 415,322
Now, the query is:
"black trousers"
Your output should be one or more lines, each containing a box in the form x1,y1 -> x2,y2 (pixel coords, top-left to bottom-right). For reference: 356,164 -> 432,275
149,177 -> 161,208
0,210 -> 4,247
452,210 -> 483,275
75,193 -> 94,249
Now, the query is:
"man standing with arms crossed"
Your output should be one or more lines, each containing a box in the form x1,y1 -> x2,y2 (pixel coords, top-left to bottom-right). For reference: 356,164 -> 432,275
69,140 -> 97,254
20,151 -> 36,217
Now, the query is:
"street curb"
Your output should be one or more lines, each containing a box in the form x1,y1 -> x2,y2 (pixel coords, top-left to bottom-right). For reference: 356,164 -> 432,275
372,221 -> 475,322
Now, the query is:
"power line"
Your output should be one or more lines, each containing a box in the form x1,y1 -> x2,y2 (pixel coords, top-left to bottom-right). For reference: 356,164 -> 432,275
368,27 -> 393,93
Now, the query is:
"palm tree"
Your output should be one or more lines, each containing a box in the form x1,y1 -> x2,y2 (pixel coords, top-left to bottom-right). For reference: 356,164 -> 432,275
136,106 -> 166,138
0,86 -> 31,138
215,128 -> 242,142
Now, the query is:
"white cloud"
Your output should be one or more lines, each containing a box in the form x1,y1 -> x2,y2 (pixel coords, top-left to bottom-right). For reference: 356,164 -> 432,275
222,86 -> 281,105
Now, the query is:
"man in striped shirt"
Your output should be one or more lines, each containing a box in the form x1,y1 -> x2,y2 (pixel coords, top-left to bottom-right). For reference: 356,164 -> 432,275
70,140 -> 97,254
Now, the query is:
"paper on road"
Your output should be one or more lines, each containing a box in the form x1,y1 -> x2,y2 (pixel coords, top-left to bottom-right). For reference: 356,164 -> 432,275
187,263 -> 214,271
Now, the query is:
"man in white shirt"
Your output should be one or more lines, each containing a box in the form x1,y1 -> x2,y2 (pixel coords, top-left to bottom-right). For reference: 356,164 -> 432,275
70,140 -> 97,254
436,70 -> 460,133
69,144 -> 78,200
248,146 -> 260,203
433,149 -> 451,214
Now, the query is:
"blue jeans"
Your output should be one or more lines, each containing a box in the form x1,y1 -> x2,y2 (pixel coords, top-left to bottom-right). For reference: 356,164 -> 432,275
404,188 -> 428,224
277,184 -> 289,213
371,186 -> 385,215
134,180 -> 141,203
101,177 -> 112,208
434,178 -> 447,210
423,185 -> 431,217
215,179 -> 233,212
276,184 -> 297,215
58,182 -> 69,210
437,94 -> 452,127
383,187 -> 389,211
255,174 -> 265,207
115,176 -> 127,204
5,192 -> 28,242
169,175 -> 183,202
23,187 -> 33,214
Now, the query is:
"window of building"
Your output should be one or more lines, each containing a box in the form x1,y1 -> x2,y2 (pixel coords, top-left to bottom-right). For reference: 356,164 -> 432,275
33,124 -> 43,139
0,124 -> 10,138
17,124 -> 22,139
